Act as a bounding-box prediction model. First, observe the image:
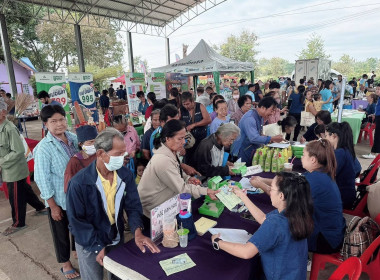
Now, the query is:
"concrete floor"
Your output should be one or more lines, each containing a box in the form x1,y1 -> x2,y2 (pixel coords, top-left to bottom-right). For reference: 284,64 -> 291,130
0,119 -> 374,279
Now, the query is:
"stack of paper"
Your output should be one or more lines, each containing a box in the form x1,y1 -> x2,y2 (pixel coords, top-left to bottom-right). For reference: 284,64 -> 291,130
194,217 -> 217,236
208,228 -> 252,244
159,253 -> 196,276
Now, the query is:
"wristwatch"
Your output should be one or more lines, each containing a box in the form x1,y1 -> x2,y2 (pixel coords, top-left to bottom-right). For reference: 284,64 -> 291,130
213,238 -> 222,250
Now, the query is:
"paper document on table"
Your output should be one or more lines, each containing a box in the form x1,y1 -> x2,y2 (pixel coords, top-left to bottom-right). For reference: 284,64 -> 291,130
194,217 -> 217,236
159,253 -> 196,276
209,228 -> 252,244
239,177 -> 257,191
215,186 -> 242,210
243,165 -> 263,177
267,143 -> 290,148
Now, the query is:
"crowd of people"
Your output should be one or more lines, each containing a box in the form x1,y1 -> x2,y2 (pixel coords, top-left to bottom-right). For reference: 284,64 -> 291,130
0,72 -> 379,280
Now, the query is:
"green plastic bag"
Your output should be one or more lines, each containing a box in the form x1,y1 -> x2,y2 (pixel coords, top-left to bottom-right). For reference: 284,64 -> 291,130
259,147 -> 267,169
277,149 -> 285,172
252,148 -> 261,166
264,148 -> 274,172
271,149 -> 279,173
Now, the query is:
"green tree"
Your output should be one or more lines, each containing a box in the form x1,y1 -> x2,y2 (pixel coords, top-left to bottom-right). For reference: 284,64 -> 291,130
213,30 -> 259,64
298,33 -> 330,60
0,2 -> 50,71
69,64 -> 123,90
332,54 -> 356,78
132,56 -> 150,73
257,57 -> 293,81
36,13 -> 123,71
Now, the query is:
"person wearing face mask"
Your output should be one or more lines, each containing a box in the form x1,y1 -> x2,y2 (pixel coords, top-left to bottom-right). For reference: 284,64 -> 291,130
227,88 -> 240,114
64,125 -> 98,193
34,105 -> 80,279
66,128 -> 160,280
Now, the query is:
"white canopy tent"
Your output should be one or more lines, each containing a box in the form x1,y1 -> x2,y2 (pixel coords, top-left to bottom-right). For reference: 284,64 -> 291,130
152,39 -> 254,75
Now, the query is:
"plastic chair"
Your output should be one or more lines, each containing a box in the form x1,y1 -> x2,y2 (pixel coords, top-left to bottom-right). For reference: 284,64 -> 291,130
345,155 -> 380,217
310,235 -> 380,280
328,257 -> 362,280
358,122 -> 376,146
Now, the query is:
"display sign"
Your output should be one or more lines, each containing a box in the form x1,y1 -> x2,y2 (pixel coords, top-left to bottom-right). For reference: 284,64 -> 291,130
150,195 -> 180,242
147,72 -> 166,99
35,72 -> 72,126
68,73 -> 98,123
125,72 -> 146,113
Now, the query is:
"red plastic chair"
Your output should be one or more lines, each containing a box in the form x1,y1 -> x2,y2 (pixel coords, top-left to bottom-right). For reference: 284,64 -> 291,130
328,257 -> 362,280
358,122 -> 376,146
310,235 -> 380,280
345,155 -> 380,217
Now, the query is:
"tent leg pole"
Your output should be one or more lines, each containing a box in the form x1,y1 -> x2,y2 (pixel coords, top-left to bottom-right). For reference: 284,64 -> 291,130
250,70 -> 255,83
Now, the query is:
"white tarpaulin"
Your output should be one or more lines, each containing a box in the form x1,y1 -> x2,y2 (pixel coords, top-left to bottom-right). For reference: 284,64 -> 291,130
152,39 -> 254,75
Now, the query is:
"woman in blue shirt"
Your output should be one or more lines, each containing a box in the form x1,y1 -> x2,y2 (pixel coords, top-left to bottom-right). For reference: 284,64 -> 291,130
301,139 -> 345,253
360,93 -> 377,126
320,80 -> 334,112
363,87 -> 380,158
211,172 -> 314,280
325,122 -> 361,209
286,85 -> 305,141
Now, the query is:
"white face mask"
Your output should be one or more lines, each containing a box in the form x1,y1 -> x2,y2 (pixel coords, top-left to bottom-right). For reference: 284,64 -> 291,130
82,145 -> 96,156
233,95 -> 239,99
104,153 -> 126,171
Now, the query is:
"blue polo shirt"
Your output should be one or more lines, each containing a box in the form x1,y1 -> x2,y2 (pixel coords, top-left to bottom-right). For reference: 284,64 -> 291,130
231,109 -> 270,163
304,171 -> 345,252
335,148 -> 357,209
249,210 -> 308,280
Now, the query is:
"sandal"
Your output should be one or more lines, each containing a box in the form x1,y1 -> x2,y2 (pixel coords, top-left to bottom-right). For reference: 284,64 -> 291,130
2,225 -> 27,236
35,209 -> 48,216
60,268 -> 80,279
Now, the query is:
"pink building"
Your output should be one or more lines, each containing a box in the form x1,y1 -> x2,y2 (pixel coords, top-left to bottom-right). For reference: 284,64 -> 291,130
0,57 -> 36,96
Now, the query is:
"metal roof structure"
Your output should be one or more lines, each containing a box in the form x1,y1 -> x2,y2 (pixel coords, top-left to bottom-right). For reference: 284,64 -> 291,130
2,0 -> 226,37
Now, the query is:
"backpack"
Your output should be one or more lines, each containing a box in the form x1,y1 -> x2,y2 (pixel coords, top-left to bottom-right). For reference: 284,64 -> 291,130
341,214 -> 380,260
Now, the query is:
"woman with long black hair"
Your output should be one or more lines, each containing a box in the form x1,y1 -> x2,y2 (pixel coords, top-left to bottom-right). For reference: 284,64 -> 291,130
211,172 -> 314,280
326,122 -> 362,209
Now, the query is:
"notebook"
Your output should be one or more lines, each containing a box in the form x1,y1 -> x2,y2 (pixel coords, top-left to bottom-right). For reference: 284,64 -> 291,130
194,217 -> 217,236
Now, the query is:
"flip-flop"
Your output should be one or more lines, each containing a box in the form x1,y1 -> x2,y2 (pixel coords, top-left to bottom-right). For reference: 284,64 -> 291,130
2,225 -> 27,236
60,268 -> 80,279
35,209 -> 48,216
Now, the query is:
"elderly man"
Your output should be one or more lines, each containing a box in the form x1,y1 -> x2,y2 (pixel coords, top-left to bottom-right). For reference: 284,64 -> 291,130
66,128 -> 160,280
0,100 -> 46,236
194,123 -> 240,178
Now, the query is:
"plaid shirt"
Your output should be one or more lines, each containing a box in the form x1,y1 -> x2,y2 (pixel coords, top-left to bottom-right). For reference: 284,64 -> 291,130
34,131 -> 78,210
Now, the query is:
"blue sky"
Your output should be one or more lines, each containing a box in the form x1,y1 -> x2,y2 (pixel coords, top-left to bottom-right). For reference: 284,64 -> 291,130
119,0 -> 380,69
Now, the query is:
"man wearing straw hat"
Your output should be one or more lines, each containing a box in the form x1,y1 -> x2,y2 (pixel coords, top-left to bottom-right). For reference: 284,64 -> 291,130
0,99 -> 47,236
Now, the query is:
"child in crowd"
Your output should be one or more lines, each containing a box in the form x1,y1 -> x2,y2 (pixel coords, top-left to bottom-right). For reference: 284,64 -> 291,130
135,159 -> 148,185
210,100 -> 230,134
314,124 -> 326,139
313,94 -> 332,112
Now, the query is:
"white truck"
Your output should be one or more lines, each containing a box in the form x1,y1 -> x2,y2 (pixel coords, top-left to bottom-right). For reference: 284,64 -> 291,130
294,58 -> 331,84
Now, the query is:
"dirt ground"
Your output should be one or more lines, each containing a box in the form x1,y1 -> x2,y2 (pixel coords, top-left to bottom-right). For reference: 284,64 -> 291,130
0,119 -> 374,279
